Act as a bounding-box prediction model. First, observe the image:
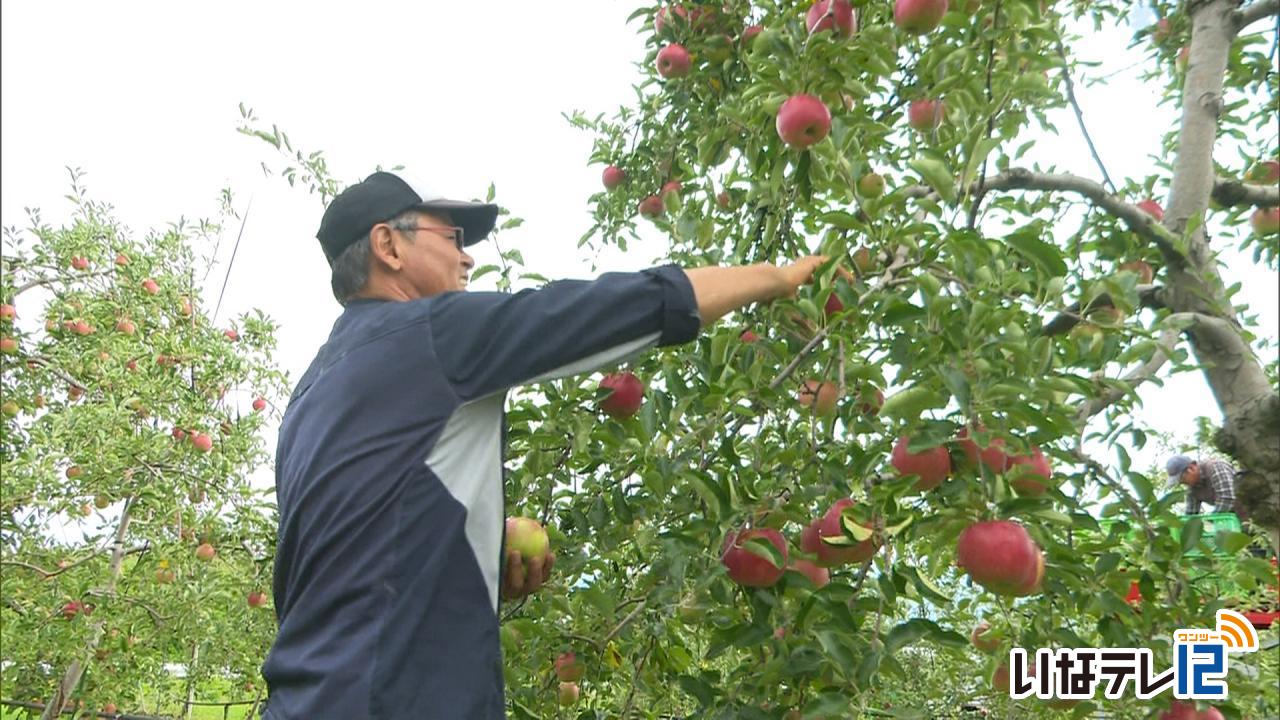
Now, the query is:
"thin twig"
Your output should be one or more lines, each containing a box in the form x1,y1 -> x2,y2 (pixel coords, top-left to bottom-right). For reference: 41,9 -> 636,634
1056,41 -> 1117,194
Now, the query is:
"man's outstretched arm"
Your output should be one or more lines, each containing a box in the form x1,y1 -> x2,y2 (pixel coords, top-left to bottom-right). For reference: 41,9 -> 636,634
683,256 -> 828,327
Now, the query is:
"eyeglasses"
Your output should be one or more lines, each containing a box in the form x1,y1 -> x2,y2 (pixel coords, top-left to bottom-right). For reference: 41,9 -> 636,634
397,225 -> 465,250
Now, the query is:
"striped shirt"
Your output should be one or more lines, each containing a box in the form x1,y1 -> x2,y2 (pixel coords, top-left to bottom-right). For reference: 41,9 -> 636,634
1185,457 -> 1238,515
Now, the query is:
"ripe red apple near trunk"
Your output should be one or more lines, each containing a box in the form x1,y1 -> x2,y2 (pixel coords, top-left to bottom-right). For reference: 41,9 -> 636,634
656,44 -> 692,78
956,520 -> 1043,596
805,0 -> 856,38
890,436 -> 951,490
599,372 -> 644,418
776,95 -> 832,150
801,498 -> 877,566
1136,199 -> 1164,221
894,0 -> 948,34
722,528 -> 788,588
1119,260 -> 1154,284
1251,206 -> 1280,235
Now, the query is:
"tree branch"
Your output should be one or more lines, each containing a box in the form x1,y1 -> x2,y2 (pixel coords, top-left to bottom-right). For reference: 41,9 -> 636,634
1056,42 -> 1117,194
1041,284 -> 1166,337
1074,326 -> 1182,422
900,167 -> 1184,265
1235,0 -> 1280,31
1210,177 -> 1280,208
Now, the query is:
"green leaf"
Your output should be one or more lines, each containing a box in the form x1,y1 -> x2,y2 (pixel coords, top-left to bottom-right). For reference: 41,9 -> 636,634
742,536 -> 784,569
1181,517 -> 1203,553
677,675 -> 718,706
1215,531 -> 1252,554
909,156 -> 956,204
840,511 -> 875,542
879,386 -> 946,421
818,210 -> 863,230
1005,229 -> 1068,277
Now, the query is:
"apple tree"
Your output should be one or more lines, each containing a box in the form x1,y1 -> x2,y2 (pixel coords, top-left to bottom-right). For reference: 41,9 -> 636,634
0,170 -> 288,718
504,0 -> 1280,718
233,2 -> 1279,714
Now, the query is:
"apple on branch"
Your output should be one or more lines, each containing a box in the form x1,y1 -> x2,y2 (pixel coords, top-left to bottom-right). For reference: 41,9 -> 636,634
894,0 -> 948,35
602,165 -> 626,191
805,0 -> 856,38
721,527 -> 787,588
599,372 -> 644,419
890,436 -> 951,491
776,94 -> 832,150
656,44 -> 692,79
907,99 -> 946,132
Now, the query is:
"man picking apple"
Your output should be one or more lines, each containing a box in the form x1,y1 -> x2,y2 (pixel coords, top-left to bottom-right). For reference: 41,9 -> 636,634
262,171 -> 828,719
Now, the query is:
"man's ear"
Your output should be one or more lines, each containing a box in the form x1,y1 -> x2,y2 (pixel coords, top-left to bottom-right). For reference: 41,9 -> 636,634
368,224 -> 404,272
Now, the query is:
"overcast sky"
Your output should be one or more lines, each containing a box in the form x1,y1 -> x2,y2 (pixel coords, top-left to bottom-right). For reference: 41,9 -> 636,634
3,1 -> 1276,500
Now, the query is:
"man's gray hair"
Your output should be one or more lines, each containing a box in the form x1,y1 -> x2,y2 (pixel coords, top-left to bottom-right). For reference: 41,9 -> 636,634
330,209 -> 421,305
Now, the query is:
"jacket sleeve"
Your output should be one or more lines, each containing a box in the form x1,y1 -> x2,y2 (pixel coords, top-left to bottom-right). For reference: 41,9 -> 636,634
429,265 -> 700,402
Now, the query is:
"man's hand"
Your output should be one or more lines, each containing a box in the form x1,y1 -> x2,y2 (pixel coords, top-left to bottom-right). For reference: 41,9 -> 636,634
501,549 -> 555,601
774,255 -> 831,299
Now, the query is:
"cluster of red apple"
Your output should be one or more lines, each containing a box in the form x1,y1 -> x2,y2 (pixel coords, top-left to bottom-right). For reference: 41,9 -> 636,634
553,651 -> 584,707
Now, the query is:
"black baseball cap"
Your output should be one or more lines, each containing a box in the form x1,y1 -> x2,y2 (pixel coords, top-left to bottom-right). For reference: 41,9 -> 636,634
316,171 -> 500,264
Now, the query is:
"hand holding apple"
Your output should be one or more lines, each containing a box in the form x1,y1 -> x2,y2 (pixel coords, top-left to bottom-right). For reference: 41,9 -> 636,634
502,517 -> 555,600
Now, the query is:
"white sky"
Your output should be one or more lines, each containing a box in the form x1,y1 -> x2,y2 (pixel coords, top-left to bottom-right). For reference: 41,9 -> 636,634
3,1 -> 1276,498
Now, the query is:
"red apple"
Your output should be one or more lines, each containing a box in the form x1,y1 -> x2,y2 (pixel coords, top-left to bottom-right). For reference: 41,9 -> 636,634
740,329 -> 759,343
722,528 -> 788,588
741,24 -> 763,45
776,94 -> 832,150
505,516 -> 550,560
224,328 -> 239,341
857,172 -> 885,198
68,386 -> 84,401
716,191 -> 731,209
0,337 -> 16,355
1251,206 -> 1280,235
824,292 -> 844,317
155,567 -> 175,584
191,433 -> 214,452
656,44 -> 692,78
179,297 -> 193,317
956,520 -> 1042,596
599,372 -> 644,418
798,380 -> 840,417
102,703 -> 118,715
247,591 -> 268,608
115,319 -> 136,335
73,320 -> 92,336
806,0 -> 856,38
71,256 -> 90,271
1119,260 -> 1154,284
555,652 -> 585,682
79,503 -> 93,517
62,601 -> 82,620
114,253 -> 129,266
0,304 -> 15,322
992,662 -> 1012,692
894,0 -> 949,34
1152,17 -> 1172,44
253,397 -> 267,412
970,621 -> 1000,653
1158,701 -> 1225,720
638,195 -> 665,219
654,5 -> 686,34
1008,447 -> 1053,496
195,542 -> 216,561
1137,199 -> 1164,221
890,436 -> 951,490
956,426 -> 1010,472
602,165 -> 626,190
907,99 -> 946,131
801,498 -> 876,566
787,558 -> 831,588
558,681 -> 580,707
142,278 -> 160,295
1245,159 -> 1280,184
172,427 -> 187,441
855,386 -> 884,416
125,360 -> 137,372
661,180 -> 682,198
65,465 -> 83,479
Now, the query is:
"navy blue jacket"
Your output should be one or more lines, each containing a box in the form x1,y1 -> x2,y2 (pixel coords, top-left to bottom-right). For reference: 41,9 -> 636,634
261,266 -> 700,719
